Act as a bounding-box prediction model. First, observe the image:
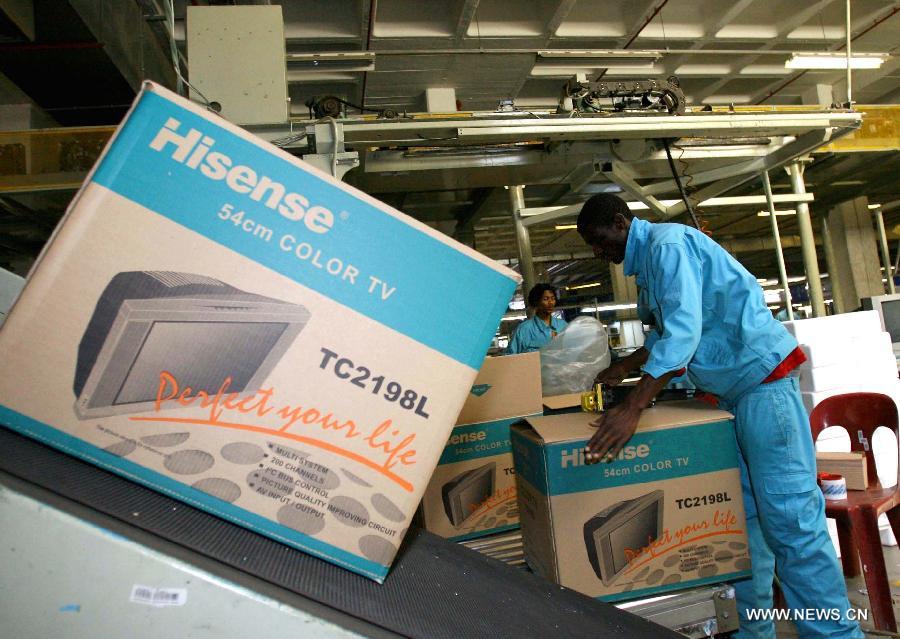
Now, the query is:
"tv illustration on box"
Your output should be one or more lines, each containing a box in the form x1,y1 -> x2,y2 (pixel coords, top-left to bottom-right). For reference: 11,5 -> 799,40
74,271 -> 310,419
442,462 -> 496,527
583,490 -> 664,585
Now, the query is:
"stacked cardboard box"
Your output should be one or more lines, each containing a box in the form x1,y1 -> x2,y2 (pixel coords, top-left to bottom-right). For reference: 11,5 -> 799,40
419,352 -> 543,541
512,402 -> 751,602
0,82 -> 519,583
782,311 -> 900,413
783,311 -> 899,547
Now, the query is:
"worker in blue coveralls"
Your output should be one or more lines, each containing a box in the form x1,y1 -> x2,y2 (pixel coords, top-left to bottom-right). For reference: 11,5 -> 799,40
578,194 -> 861,639
506,283 -> 568,354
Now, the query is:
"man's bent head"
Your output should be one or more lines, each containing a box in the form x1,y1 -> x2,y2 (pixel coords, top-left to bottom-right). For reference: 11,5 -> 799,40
577,194 -> 633,265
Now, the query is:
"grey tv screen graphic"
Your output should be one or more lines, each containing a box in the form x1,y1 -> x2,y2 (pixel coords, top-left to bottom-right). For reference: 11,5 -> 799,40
583,490 -> 664,585
442,462 -> 496,527
74,271 -> 310,419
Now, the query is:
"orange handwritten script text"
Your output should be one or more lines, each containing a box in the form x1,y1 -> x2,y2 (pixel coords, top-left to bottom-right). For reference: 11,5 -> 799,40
621,509 -> 743,575
127,372 -> 418,492
468,485 -> 517,517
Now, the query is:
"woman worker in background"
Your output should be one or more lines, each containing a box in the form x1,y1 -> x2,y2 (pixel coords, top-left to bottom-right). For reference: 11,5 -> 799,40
506,283 -> 567,354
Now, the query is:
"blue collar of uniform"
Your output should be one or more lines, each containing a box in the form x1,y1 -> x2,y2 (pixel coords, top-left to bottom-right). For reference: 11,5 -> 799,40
533,315 -> 554,331
623,217 -> 651,278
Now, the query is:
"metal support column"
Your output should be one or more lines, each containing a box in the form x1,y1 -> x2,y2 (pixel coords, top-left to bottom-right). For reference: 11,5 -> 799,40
509,185 -> 537,303
873,205 -> 896,294
787,162 -> 826,317
821,217 -> 845,314
761,171 -> 794,321
845,0 -> 853,107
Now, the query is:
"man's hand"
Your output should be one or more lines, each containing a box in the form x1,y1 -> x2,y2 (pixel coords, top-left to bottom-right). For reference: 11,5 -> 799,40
584,367 -> 678,464
594,360 -> 630,386
585,402 -> 642,463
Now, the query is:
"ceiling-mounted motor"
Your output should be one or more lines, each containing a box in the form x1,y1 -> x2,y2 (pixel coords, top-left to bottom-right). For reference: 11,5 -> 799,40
559,75 -> 686,115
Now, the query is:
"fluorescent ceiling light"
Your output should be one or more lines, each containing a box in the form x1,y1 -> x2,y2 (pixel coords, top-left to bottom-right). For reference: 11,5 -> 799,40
740,65 -> 792,76
530,66 -> 599,77
868,204 -> 882,209
785,53 -> 887,70
566,281 -> 604,291
715,26 -> 777,39
581,303 -> 638,312
538,50 -> 661,62
625,194 -> 813,210
674,64 -> 732,75
555,224 -> 578,230
757,209 -> 797,217
603,64 -> 664,75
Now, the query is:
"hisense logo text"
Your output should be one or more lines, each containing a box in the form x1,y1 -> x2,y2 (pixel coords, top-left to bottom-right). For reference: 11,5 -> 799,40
560,444 -> 650,468
149,118 -> 334,234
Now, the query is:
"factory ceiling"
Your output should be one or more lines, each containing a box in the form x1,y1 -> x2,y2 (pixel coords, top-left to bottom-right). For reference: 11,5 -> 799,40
0,0 -> 898,307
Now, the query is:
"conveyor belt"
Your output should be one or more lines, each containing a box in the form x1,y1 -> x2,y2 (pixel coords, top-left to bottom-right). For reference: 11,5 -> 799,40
0,426 -> 679,639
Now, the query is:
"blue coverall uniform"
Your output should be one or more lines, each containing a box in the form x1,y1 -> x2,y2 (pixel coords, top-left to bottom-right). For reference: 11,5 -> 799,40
625,217 -> 861,639
506,315 -> 568,354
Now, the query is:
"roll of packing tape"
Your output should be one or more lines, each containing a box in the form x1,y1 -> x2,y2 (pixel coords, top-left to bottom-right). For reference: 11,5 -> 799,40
817,472 -> 847,501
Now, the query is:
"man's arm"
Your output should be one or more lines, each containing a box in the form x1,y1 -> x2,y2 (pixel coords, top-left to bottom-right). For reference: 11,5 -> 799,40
595,347 -> 649,385
585,369 -> 677,463
587,243 -> 703,462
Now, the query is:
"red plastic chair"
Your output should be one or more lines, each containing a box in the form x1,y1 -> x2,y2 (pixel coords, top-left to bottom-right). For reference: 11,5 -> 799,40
809,392 -> 900,632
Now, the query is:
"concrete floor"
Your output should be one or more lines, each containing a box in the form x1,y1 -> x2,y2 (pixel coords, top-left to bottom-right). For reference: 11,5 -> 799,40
775,544 -> 900,638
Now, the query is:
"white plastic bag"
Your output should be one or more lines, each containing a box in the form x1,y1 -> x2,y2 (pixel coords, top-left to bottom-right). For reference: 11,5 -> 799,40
539,316 -> 610,396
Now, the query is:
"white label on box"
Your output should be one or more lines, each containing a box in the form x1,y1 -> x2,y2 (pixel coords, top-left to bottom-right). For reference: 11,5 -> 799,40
129,585 -> 188,607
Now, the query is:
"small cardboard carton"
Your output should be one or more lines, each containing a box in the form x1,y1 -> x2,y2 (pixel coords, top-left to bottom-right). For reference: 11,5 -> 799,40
419,352 -> 543,541
0,82 -> 518,583
816,451 -> 868,490
512,402 -> 751,602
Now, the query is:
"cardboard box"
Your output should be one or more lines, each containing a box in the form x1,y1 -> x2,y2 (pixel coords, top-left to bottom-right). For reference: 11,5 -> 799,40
419,352 -> 543,541
798,332 -> 892,371
816,451 -> 868,490
0,82 -> 518,583
512,402 -> 751,602
542,393 -> 583,413
783,311 -> 881,346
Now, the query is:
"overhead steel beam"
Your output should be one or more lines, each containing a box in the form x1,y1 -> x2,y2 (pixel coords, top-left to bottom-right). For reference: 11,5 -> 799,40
600,161 -> 668,219
286,111 -> 864,148
454,187 -> 496,242
544,0 -> 578,40
454,0 -> 480,41
520,203 -> 582,228
662,127 -> 841,219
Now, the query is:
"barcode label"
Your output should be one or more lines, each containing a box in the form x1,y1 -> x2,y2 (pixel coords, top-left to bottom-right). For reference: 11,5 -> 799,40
129,585 -> 188,607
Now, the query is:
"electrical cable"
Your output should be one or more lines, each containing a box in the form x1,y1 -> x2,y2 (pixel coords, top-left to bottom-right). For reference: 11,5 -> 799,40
163,0 -> 215,111
662,138 -> 702,231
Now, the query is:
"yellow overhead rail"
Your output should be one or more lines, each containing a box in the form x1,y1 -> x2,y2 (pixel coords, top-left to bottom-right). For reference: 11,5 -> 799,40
816,105 -> 899,153
0,126 -> 114,193
692,104 -> 899,152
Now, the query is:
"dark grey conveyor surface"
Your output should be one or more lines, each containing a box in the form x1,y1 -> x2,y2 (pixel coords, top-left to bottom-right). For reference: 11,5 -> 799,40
0,426 -> 680,639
